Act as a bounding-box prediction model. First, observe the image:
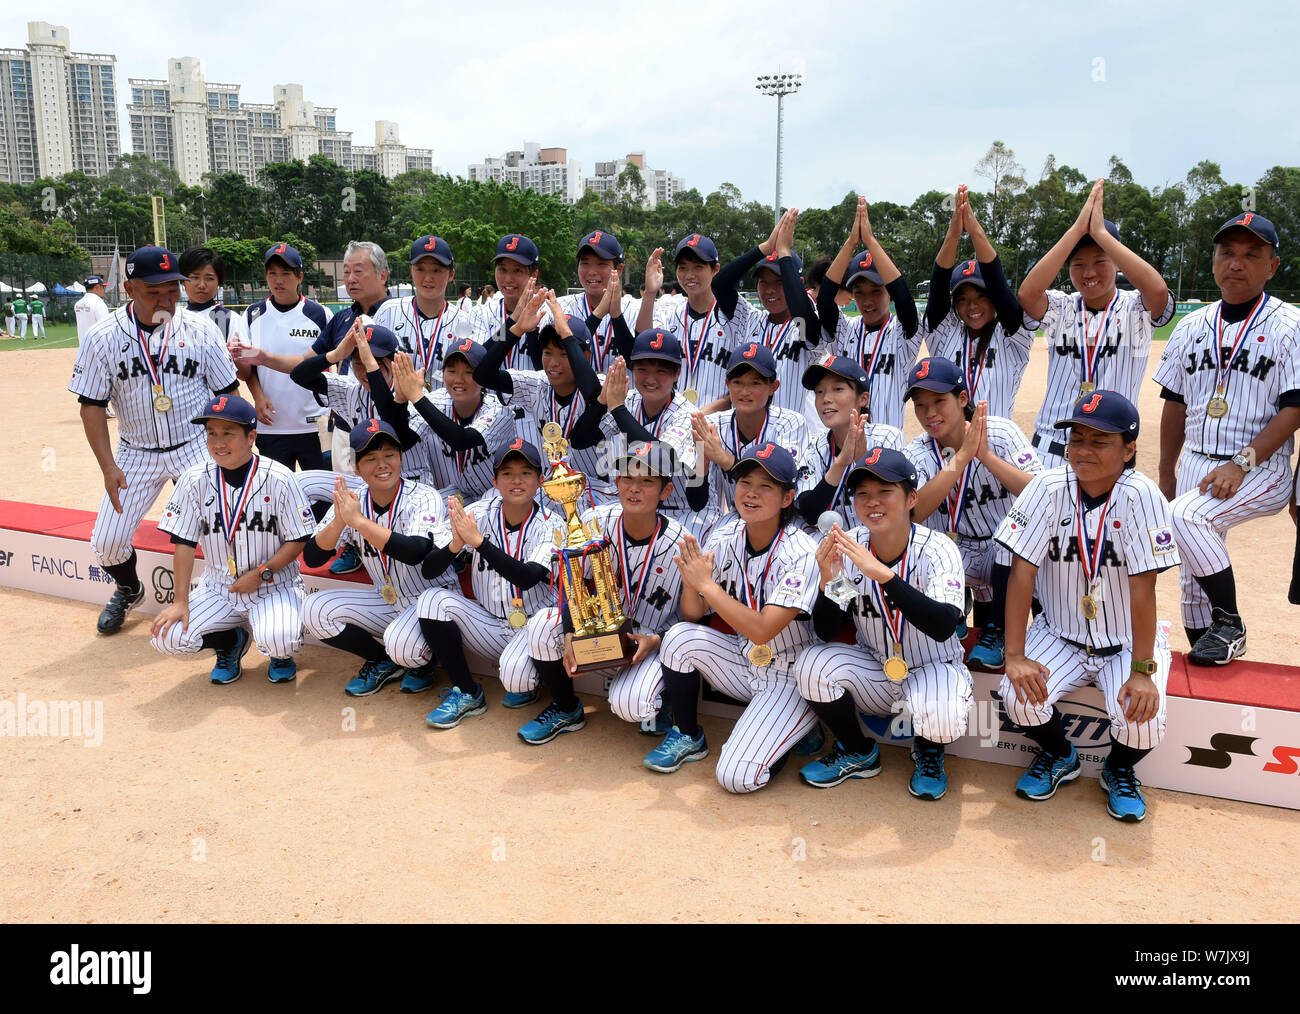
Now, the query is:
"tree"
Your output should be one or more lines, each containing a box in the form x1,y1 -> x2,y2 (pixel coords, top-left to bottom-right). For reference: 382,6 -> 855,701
973,141 -> 1027,244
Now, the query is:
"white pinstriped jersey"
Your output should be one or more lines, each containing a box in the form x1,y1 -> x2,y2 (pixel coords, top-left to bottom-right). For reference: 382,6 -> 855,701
578,503 -> 687,634
1028,288 -> 1175,448
245,296 -> 331,434
918,315 -> 1035,418
706,406 -> 812,510
188,303 -> 248,345
557,291 -> 639,372
647,298 -> 742,407
995,466 -> 1180,649
825,314 -> 924,430
704,515 -> 820,667
836,523 -> 968,667
160,455 -> 314,599
403,389 -> 514,499
432,493 -> 565,620
598,391 -> 698,515
321,372 -> 390,432
728,301 -> 830,415
69,304 -> 238,449
800,423 -> 907,526
906,416 -> 1042,538
499,369 -> 607,485
1152,296 -> 1300,461
375,297 -> 477,384
314,479 -> 451,605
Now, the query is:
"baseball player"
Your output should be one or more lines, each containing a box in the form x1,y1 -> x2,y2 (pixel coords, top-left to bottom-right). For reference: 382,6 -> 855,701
74,275 -> 111,342
711,208 -> 825,416
816,196 -> 922,431
558,230 -> 637,372
12,294 -> 27,338
904,357 -> 1042,669
27,294 -> 46,338
514,440 -> 687,743
69,245 -> 240,635
795,354 -> 906,530
642,443 -> 822,794
385,439 -> 563,725
3,297 -> 14,337
996,391 -> 1178,822
470,234 -> 543,370
300,420 -> 450,696
179,247 -> 248,345
235,243 -> 332,471
794,448 -> 972,799
1153,212 -> 1300,663
374,235 -> 475,385
149,395 -> 313,684
1018,178 -> 1173,468
921,186 -> 1034,419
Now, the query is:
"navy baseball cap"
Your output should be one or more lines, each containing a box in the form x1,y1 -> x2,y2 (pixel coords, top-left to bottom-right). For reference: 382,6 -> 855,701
126,246 -> 186,284
949,259 -> 987,293
191,393 -> 257,427
754,251 -> 804,278
354,322 -> 399,359
844,250 -> 883,288
1213,212 -> 1279,251
578,230 -> 623,263
539,314 -> 592,349
847,447 -> 918,490
904,357 -> 966,400
410,235 -> 453,266
264,242 -> 303,270
617,439 -> 679,480
494,437 -> 544,473
802,353 -> 870,392
674,233 -> 719,264
730,442 -> 798,486
442,336 -> 486,370
350,419 -> 402,458
494,234 -> 540,267
1055,389 -> 1140,439
1069,220 -> 1121,258
629,329 -> 683,365
84,275 -> 104,287
726,342 -> 778,380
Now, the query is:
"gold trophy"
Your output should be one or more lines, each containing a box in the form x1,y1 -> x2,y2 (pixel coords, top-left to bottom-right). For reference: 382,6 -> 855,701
540,422 -> 634,672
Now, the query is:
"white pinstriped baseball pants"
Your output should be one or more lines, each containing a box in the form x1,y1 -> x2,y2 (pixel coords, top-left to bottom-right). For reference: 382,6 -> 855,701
657,623 -> 819,794
151,581 -> 304,659
1171,451 -> 1292,629
296,469 -> 364,504
382,588 -> 533,688
794,641 -> 973,744
91,439 -> 208,567
997,615 -> 1170,750
302,586 -> 406,643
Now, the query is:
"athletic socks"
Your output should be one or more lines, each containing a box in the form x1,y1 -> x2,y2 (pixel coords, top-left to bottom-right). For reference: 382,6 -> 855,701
200,628 -> 239,651
661,665 -> 702,738
808,694 -> 875,755
1106,740 -> 1151,773
103,553 -> 141,592
534,658 -> 580,712
418,617 -> 477,693
321,623 -> 389,662
1022,709 -> 1072,758
1194,566 -> 1239,617
990,561 -> 1010,628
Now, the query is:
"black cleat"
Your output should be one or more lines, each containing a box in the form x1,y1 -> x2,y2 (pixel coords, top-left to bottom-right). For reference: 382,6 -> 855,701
1186,607 -> 1246,666
97,583 -> 145,635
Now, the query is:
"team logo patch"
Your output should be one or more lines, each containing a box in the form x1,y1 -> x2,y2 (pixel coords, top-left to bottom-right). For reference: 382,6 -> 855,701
781,573 -> 806,591
300,505 -> 313,524
1015,450 -> 1034,466
945,577 -> 961,589
1006,507 -> 1030,528
1149,526 -> 1175,554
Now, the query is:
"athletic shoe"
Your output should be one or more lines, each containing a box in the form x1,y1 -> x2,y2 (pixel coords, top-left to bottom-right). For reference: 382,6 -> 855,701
643,725 -> 709,773
425,684 -> 487,729
1100,766 -> 1147,822
329,543 -> 363,575
345,660 -> 404,697
518,701 -> 586,745
1015,745 -> 1081,801
210,628 -> 252,685
793,722 -> 826,755
908,743 -> 949,800
638,706 -> 673,736
1187,608 -> 1247,666
267,657 -> 297,683
502,688 -> 539,709
966,625 -> 1005,671
96,583 -> 145,635
799,741 -> 882,788
399,663 -> 437,694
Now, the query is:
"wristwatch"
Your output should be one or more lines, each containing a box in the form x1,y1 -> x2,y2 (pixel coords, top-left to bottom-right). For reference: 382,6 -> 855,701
1230,451 -> 1254,473
259,565 -> 275,583
1131,658 -> 1157,676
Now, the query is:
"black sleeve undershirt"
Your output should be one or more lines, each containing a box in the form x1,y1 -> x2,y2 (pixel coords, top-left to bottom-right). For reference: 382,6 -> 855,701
880,574 -> 963,641
712,246 -> 765,318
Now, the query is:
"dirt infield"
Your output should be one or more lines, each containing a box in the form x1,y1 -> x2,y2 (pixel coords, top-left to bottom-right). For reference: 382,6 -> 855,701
1,345 -> 1297,923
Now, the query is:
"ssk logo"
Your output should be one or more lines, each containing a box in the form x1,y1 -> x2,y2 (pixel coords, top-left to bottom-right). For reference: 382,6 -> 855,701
1184,733 -> 1257,769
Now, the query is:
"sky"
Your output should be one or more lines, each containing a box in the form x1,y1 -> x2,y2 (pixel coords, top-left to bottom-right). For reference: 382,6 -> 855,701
10,1 -> 1298,209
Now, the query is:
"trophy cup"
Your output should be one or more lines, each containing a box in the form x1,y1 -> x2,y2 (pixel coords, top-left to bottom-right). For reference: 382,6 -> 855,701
818,510 -> 858,608
540,422 -> 635,672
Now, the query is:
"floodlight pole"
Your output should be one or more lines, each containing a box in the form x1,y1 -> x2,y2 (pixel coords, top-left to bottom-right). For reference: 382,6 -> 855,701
756,72 -> 803,229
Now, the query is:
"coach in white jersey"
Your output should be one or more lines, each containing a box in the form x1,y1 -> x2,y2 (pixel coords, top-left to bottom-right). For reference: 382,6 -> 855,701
996,391 -> 1178,822
920,187 -> 1034,418
795,448 -> 972,799
375,235 -> 476,385
1018,179 -> 1174,468
70,245 -> 240,636
816,197 -> 922,431
74,275 -> 110,341
150,395 -> 313,685
558,229 -> 637,373
238,244 -> 332,471
1154,212 -> 1300,665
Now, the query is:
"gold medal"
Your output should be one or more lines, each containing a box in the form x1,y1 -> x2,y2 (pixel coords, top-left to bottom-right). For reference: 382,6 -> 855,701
227,557 -> 237,577
154,394 -> 172,412
947,531 -> 959,542
883,645 -> 909,682
152,383 -> 163,395
509,609 -> 527,629
541,421 -> 563,442
683,388 -> 699,405
1081,594 -> 1097,620
381,582 -> 398,605
748,643 -> 774,667
1206,395 -> 1229,418
1079,382 -> 1095,397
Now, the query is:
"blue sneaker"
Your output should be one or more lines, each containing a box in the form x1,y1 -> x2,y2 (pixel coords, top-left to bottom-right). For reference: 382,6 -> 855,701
267,656 -> 297,683
502,688 -> 539,709
909,744 -> 949,800
210,628 -> 252,685
793,722 -> 825,756
643,725 -> 708,773
1100,766 -> 1147,822
518,701 -> 586,745
425,684 -> 487,729
638,706 -> 673,736
329,543 -> 363,575
1015,745 -> 1081,801
967,625 -> 1005,671
800,741 -> 881,788
399,663 -> 437,694
345,659 -> 404,697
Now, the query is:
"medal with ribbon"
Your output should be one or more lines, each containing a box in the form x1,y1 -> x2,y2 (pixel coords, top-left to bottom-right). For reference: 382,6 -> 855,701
1075,291 -> 1118,397
761,316 -> 794,357
615,514 -> 663,626
500,501 -> 537,627
584,293 -> 617,371
1075,479 -> 1117,621
1208,293 -> 1267,418
679,299 -> 715,404
129,301 -> 175,413
366,479 -> 404,604
217,456 -> 260,579
856,313 -> 892,386
868,527 -> 913,681
738,524 -> 786,667
963,330 -> 987,401
929,437 -> 972,541
413,298 -> 447,380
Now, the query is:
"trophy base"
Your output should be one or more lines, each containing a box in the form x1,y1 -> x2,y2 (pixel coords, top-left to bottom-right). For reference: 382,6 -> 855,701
570,620 -> 634,674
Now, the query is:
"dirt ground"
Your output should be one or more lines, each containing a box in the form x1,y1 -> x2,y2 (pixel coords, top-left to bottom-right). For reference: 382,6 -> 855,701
1,344 -> 1297,923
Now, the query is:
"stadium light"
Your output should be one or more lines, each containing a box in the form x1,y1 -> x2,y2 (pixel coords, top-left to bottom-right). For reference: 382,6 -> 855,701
755,71 -> 803,228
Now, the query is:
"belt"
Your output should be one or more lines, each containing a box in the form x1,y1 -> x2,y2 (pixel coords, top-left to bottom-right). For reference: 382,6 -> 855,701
1031,433 -> 1066,459
121,438 -> 192,453
1063,637 -> 1123,658
1204,453 -> 1234,461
